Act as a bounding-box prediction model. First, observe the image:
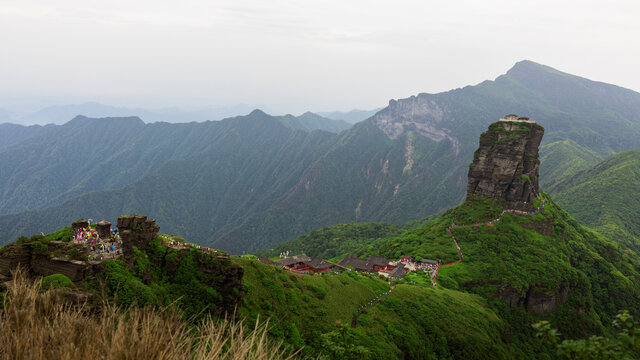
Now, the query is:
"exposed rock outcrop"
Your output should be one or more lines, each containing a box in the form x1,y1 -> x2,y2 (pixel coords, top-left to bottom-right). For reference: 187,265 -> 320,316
466,118 -> 544,209
96,220 -> 111,239
496,283 -> 571,316
371,95 -> 461,154
117,215 -> 159,256
0,241 -> 98,282
464,281 -> 571,316
72,219 -> 89,232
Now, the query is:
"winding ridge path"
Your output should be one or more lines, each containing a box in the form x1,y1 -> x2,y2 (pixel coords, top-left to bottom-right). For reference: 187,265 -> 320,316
351,284 -> 395,328
432,197 -> 546,284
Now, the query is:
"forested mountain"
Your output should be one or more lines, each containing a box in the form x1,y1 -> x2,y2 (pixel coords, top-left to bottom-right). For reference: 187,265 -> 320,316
2,60 -> 640,252
549,149 -> 640,250
0,112 -> 347,215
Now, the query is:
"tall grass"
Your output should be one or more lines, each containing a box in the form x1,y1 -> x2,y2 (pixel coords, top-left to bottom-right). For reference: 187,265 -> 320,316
0,270 -> 299,360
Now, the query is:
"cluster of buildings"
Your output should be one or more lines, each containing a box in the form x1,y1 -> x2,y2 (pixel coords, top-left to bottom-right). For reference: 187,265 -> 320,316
499,114 -> 536,123
261,253 -> 440,280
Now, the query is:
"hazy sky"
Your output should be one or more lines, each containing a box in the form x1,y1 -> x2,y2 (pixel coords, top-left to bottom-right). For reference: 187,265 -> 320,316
1,0 -> 639,114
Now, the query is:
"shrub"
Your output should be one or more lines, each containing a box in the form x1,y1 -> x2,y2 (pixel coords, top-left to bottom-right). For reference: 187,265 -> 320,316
40,274 -> 74,291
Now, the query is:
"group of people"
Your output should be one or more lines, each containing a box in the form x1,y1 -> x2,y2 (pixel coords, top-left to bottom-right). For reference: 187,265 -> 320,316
357,285 -> 395,313
73,227 -> 122,261
165,239 -> 222,256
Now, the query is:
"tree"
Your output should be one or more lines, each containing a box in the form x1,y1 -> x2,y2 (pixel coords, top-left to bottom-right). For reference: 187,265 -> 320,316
320,321 -> 372,360
533,311 -> 640,359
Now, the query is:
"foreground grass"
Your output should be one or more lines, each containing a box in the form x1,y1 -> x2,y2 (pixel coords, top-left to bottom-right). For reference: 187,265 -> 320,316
0,271 -> 298,360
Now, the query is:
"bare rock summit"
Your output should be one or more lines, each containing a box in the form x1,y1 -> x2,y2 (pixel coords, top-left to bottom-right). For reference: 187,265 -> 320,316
466,115 -> 544,208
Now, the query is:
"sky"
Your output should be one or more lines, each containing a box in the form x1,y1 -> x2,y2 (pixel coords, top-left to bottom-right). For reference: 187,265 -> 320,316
1,0 -> 639,115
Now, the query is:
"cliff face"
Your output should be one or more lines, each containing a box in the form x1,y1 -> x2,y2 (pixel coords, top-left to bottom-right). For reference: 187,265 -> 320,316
370,94 -> 462,154
117,214 -> 159,256
0,241 -> 97,282
467,120 -> 544,208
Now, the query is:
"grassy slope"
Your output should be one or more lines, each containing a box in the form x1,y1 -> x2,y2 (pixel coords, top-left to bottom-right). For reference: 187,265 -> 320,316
549,149 -> 640,250
236,258 -> 512,359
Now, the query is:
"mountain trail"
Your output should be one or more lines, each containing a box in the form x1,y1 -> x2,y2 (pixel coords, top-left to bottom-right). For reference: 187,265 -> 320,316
351,283 -> 395,328
432,196 -> 547,284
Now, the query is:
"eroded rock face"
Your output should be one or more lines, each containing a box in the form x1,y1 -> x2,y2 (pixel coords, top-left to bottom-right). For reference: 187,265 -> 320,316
371,94 -> 461,154
72,219 -> 89,232
466,282 -> 571,316
96,220 -> 111,239
117,215 -> 159,256
0,241 -> 96,282
466,120 -> 544,209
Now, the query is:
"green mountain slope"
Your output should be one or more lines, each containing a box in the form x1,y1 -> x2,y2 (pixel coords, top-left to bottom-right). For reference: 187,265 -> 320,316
268,193 -> 640,357
374,195 -> 640,335
264,222 -> 405,260
539,139 -> 604,189
0,111 -> 349,215
238,259 -> 513,359
549,149 -> 640,249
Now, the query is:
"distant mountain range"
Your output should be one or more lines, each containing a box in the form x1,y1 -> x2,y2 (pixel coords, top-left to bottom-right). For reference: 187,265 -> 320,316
1,102 -> 265,125
1,60 -> 640,253
0,102 -> 378,126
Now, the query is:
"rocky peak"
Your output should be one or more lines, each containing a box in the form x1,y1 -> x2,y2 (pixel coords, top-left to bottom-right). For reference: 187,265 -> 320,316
466,116 -> 544,208
370,94 -> 461,154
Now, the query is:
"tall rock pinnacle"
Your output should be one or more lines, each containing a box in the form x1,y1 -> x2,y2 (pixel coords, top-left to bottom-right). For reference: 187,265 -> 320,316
466,115 -> 544,209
